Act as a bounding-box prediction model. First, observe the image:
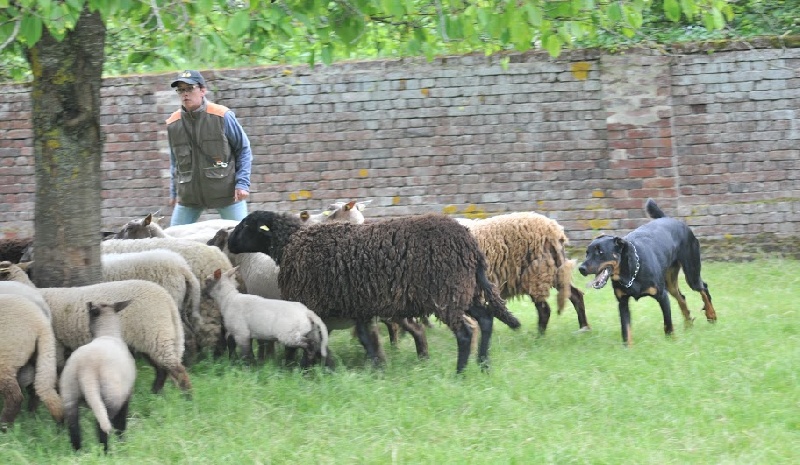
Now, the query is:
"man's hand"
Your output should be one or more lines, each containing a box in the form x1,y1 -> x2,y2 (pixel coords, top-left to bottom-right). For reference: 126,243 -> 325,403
235,189 -> 249,202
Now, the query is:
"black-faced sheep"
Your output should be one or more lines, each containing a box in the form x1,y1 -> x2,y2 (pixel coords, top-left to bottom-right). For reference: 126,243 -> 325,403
0,294 -> 63,431
227,211 -> 521,373
203,268 -> 330,367
59,300 -> 135,453
459,212 -> 590,335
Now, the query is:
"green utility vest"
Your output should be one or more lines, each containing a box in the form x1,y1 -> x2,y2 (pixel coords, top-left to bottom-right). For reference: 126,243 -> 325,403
166,101 -> 235,209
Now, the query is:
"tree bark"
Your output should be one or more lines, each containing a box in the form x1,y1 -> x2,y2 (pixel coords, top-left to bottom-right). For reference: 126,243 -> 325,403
24,8 -> 106,287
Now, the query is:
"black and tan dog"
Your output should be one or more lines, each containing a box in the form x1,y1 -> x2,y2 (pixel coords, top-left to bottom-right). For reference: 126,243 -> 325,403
578,199 -> 717,345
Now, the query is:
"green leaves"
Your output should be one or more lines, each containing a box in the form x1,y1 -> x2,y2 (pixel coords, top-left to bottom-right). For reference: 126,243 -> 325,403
0,0 -> 743,82
664,0 -> 682,22
20,14 -> 42,45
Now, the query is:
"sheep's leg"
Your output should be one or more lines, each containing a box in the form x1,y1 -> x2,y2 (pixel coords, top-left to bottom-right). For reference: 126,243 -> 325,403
453,321 -> 474,374
236,336 -> 255,363
398,318 -> 428,359
96,420 -> 110,454
354,320 -> 386,368
25,384 -> 40,413
0,375 -> 24,430
65,404 -> 82,450
283,347 -> 299,367
569,285 -> 591,331
257,340 -> 276,362
111,400 -> 129,439
470,304 -> 494,371
141,354 -> 169,394
383,318 -> 401,346
534,300 -> 551,336
225,334 -> 237,359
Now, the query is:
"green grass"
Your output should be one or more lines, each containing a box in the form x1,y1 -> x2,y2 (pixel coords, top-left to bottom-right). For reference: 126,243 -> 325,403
2,260 -> 798,464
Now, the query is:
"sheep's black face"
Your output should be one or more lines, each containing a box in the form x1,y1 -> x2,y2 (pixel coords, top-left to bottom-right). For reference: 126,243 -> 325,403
227,211 -> 274,255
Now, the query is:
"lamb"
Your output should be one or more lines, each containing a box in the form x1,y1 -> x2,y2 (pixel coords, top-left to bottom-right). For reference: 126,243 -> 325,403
101,249 -> 203,350
207,227 -> 281,299
299,200 -> 370,225
102,237 -> 235,357
203,267 -> 330,367
227,211 -> 521,373
459,212 -> 590,335
0,294 -> 63,431
1,268 -> 191,394
59,300 -> 136,452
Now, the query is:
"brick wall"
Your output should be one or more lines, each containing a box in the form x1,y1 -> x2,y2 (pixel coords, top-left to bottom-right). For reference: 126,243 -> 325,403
1,39 -> 798,248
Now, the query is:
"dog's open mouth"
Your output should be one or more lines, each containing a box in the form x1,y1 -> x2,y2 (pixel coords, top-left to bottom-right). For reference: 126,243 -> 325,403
590,267 -> 612,289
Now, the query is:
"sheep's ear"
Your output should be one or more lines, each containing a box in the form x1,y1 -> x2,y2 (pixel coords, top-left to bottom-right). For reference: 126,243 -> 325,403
213,269 -> 222,280
226,267 -> 239,278
114,300 -> 132,313
322,210 -> 332,216
144,213 -> 152,225
259,225 -> 270,232
344,200 -> 356,211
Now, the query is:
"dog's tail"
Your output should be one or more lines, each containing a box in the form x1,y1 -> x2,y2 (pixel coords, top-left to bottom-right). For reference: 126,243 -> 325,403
645,198 -> 667,219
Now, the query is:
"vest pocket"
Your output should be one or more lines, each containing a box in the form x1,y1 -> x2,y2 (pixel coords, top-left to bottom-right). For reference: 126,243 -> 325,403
177,170 -> 193,183
203,163 -> 233,179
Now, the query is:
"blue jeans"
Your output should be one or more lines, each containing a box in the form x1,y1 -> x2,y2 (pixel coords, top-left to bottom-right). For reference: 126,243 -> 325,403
170,201 -> 248,226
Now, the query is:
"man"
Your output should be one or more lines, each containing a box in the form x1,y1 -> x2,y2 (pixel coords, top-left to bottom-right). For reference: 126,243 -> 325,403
166,70 -> 252,226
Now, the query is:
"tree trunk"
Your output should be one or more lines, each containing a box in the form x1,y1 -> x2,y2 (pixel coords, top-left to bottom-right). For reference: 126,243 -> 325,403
24,8 -> 106,287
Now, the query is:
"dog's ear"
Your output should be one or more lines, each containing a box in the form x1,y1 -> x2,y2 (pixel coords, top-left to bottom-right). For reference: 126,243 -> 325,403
613,237 -> 627,250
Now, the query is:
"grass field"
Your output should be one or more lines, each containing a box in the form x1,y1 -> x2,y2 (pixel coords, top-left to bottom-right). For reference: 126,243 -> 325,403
1,259 -> 798,464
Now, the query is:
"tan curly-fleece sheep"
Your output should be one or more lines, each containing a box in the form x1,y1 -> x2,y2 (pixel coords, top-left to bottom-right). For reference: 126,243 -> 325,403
462,212 -> 590,335
0,294 -> 63,430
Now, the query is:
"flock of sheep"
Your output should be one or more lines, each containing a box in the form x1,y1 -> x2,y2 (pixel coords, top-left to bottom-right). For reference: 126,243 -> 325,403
0,200 -> 591,452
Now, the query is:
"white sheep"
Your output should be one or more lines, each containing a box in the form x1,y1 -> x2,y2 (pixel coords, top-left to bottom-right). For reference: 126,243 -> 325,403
1,267 -> 191,395
299,200 -> 370,225
59,300 -> 136,453
101,249 -> 203,348
164,218 -> 240,240
102,237 -> 235,357
0,294 -> 63,430
203,268 -> 330,367
0,280 -> 51,319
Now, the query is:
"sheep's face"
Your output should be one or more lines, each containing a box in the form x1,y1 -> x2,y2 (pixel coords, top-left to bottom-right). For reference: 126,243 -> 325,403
113,213 -> 164,240
227,217 -> 270,255
228,211 -> 304,265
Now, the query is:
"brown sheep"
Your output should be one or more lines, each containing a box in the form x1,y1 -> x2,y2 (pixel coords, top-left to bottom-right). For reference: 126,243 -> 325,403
460,212 -> 590,335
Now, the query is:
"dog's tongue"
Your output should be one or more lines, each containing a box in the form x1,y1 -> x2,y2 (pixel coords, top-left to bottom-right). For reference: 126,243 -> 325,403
590,267 -> 611,289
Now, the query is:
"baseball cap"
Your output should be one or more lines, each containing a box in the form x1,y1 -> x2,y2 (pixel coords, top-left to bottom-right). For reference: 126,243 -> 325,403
171,70 -> 206,88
